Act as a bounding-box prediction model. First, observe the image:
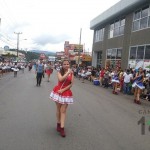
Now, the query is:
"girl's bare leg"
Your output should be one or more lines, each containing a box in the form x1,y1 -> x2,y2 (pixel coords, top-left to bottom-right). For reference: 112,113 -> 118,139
60,104 -> 68,128
55,102 -> 61,123
134,88 -> 137,100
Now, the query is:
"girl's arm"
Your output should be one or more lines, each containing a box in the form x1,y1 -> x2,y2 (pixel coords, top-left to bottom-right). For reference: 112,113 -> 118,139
137,73 -> 144,83
58,74 -> 74,94
57,69 -> 72,82
133,72 -> 139,80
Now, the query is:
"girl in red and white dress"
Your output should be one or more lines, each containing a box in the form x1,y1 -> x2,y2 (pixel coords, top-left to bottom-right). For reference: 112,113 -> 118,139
50,59 -> 74,137
46,62 -> 53,82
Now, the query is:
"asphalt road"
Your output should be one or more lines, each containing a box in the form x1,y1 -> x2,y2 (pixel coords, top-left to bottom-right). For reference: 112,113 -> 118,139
0,69 -> 150,150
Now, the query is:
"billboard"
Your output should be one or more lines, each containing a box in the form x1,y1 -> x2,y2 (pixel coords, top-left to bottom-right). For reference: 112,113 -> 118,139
56,52 -> 65,56
74,44 -> 83,52
40,53 -> 46,59
48,56 -> 55,62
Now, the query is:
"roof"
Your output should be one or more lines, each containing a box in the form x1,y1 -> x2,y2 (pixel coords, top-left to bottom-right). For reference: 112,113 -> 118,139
90,0 -> 150,30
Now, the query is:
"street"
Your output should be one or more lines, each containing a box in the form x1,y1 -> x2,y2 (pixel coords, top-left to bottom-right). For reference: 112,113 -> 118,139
0,69 -> 150,150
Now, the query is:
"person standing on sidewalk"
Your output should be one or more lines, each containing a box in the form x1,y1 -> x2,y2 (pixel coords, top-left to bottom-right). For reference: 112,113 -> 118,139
50,59 -> 74,137
123,69 -> 132,94
36,59 -> 44,86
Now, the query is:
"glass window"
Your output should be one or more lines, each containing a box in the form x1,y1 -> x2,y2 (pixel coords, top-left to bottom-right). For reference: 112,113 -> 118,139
107,49 -> 112,59
100,29 -> 104,41
133,6 -> 150,31
141,6 -> 149,18
114,21 -> 120,28
120,19 -> 125,26
130,47 -> 136,59
119,26 -> 124,35
133,20 -> 140,31
116,49 -> 122,59
145,45 -> 150,59
97,51 -> 102,59
113,28 -> 119,37
110,24 -> 114,30
111,49 -> 117,59
140,17 -> 148,29
109,30 -> 113,38
97,30 -> 100,41
109,19 -> 125,38
134,10 -> 141,20
148,16 -> 150,27
137,46 -> 144,59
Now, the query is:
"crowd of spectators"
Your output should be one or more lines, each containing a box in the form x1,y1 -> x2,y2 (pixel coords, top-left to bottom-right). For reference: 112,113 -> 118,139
72,66 -> 150,104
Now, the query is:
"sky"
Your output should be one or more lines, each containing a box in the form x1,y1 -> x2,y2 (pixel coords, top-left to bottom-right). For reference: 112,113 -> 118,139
0,0 -> 120,52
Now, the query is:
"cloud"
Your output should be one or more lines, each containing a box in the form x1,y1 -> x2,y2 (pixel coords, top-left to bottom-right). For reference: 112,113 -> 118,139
33,33 -> 71,46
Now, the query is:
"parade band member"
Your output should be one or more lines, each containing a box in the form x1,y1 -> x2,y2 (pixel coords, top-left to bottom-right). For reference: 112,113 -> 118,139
111,69 -> 120,94
50,59 -> 74,137
46,62 -> 53,82
132,67 -> 145,104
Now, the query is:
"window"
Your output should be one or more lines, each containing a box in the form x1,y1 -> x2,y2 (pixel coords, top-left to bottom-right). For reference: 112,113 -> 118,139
129,45 -> 150,60
114,20 -> 120,28
109,18 -> 125,38
94,28 -> 104,42
137,46 -> 144,59
145,45 -> 150,59
111,49 -> 117,59
116,49 -> 122,59
133,20 -> 140,31
141,6 -> 149,18
106,48 -> 122,68
107,49 -> 112,59
119,26 -> 124,35
133,5 -> 150,31
97,51 -> 102,67
109,30 -> 113,38
114,28 -> 119,37
130,47 -> 136,59
140,17 -> 148,29
148,16 -> 150,27
134,10 -> 141,20
120,19 -> 125,26
106,48 -> 122,59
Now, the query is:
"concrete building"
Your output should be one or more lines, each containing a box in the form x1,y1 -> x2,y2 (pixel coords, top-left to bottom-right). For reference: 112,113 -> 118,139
90,0 -> 150,70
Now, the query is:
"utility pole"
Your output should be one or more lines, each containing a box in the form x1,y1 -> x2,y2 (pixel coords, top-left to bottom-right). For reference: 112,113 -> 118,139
14,32 -> 22,57
78,28 -> 82,67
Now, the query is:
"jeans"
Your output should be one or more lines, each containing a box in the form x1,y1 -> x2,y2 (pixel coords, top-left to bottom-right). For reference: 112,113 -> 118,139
37,72 -> 43,85
123,82 -> 130,94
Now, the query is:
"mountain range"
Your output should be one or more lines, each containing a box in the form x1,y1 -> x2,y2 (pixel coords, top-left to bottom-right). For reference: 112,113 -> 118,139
29,50 -> 56,56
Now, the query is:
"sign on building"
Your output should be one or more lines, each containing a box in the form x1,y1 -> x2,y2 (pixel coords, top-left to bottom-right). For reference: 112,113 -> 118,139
40,53 -> 46,59
74,44 -> 83,52
48,56 -> 55,62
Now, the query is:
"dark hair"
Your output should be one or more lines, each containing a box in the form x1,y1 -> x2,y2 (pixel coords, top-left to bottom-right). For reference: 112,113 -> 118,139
59,59 -> 70,76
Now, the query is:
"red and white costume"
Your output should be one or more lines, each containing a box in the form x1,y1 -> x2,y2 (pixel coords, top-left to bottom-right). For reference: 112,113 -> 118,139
50,73 -> 73,104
